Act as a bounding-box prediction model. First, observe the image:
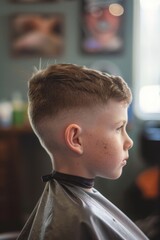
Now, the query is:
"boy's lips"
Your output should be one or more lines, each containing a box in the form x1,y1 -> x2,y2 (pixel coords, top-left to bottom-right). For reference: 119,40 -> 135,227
122,156 -> 129,166
122,160 -> 127,166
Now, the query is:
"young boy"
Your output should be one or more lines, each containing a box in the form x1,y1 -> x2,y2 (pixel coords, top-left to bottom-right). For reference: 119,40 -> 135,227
17,64 -> 148,240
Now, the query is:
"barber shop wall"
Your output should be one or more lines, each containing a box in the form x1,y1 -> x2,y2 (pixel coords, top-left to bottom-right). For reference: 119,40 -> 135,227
0,0 -> 137,212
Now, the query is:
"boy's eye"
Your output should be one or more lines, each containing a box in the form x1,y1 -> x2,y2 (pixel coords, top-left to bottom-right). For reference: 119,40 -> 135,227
116,125 -> 124,132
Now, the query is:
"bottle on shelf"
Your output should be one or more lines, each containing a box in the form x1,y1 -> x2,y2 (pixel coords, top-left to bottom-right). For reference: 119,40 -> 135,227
12,92 -> 25,127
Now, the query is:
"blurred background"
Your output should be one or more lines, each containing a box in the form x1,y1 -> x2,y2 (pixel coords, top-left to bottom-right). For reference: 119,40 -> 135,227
0,0 -> 160,239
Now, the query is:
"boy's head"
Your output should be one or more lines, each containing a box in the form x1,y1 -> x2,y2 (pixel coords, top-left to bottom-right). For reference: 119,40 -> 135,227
28,63 -> 131,126
28,63 -> 133,179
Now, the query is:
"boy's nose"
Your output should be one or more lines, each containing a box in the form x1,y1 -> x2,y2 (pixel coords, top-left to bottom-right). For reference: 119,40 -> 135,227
125,135 -> 133,150
128,136 -> 133,150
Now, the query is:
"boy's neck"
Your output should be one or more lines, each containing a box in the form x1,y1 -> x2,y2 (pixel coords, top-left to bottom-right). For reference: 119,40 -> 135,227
42,171 -> 95,189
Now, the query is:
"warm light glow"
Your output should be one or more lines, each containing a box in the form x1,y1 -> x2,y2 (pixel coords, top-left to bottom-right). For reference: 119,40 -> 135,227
109,3 -> 124,16
140,0 -> 160,9
140,85 -> 160,113
134,1 -> 160,119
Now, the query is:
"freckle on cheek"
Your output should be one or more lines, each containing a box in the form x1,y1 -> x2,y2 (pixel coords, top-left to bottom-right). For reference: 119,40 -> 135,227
103,143 -> 108,150
96,141 -> 109,151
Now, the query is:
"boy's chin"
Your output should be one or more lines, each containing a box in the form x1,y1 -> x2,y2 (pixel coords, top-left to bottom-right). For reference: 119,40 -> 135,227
98,171 -> 123,180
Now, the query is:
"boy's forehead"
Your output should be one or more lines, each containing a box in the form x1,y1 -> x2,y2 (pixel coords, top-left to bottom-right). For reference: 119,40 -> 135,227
104,100 -> 129,121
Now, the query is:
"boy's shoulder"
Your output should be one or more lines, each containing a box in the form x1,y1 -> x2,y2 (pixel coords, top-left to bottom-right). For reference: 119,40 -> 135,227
17,180 -> 149,240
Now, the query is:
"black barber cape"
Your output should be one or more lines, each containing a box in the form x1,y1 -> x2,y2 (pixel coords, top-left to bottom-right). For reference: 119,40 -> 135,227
17,178 -> 148,240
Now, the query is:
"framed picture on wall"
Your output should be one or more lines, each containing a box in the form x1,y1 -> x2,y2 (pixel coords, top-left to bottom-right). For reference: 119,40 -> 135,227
81,0 -> 125,54
10,13 -> 65,57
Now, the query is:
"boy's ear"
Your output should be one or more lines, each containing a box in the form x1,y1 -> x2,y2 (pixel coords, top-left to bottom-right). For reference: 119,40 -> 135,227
65,124 -> 83,155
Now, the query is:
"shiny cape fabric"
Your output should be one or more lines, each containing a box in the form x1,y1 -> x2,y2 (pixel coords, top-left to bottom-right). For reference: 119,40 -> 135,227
17,180 -> 149,240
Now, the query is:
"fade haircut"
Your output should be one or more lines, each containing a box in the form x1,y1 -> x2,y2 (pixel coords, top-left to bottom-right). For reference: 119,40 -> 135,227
28,63 -> 132,129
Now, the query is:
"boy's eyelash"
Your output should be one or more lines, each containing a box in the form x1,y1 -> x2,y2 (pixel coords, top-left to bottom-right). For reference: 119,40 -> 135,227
116,125 -> 124,131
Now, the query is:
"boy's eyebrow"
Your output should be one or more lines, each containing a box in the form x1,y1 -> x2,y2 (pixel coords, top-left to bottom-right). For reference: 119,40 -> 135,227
114,120 -> 127,125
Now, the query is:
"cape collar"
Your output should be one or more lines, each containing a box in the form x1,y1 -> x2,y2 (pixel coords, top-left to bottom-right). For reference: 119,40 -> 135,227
42,171 -> 95,189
